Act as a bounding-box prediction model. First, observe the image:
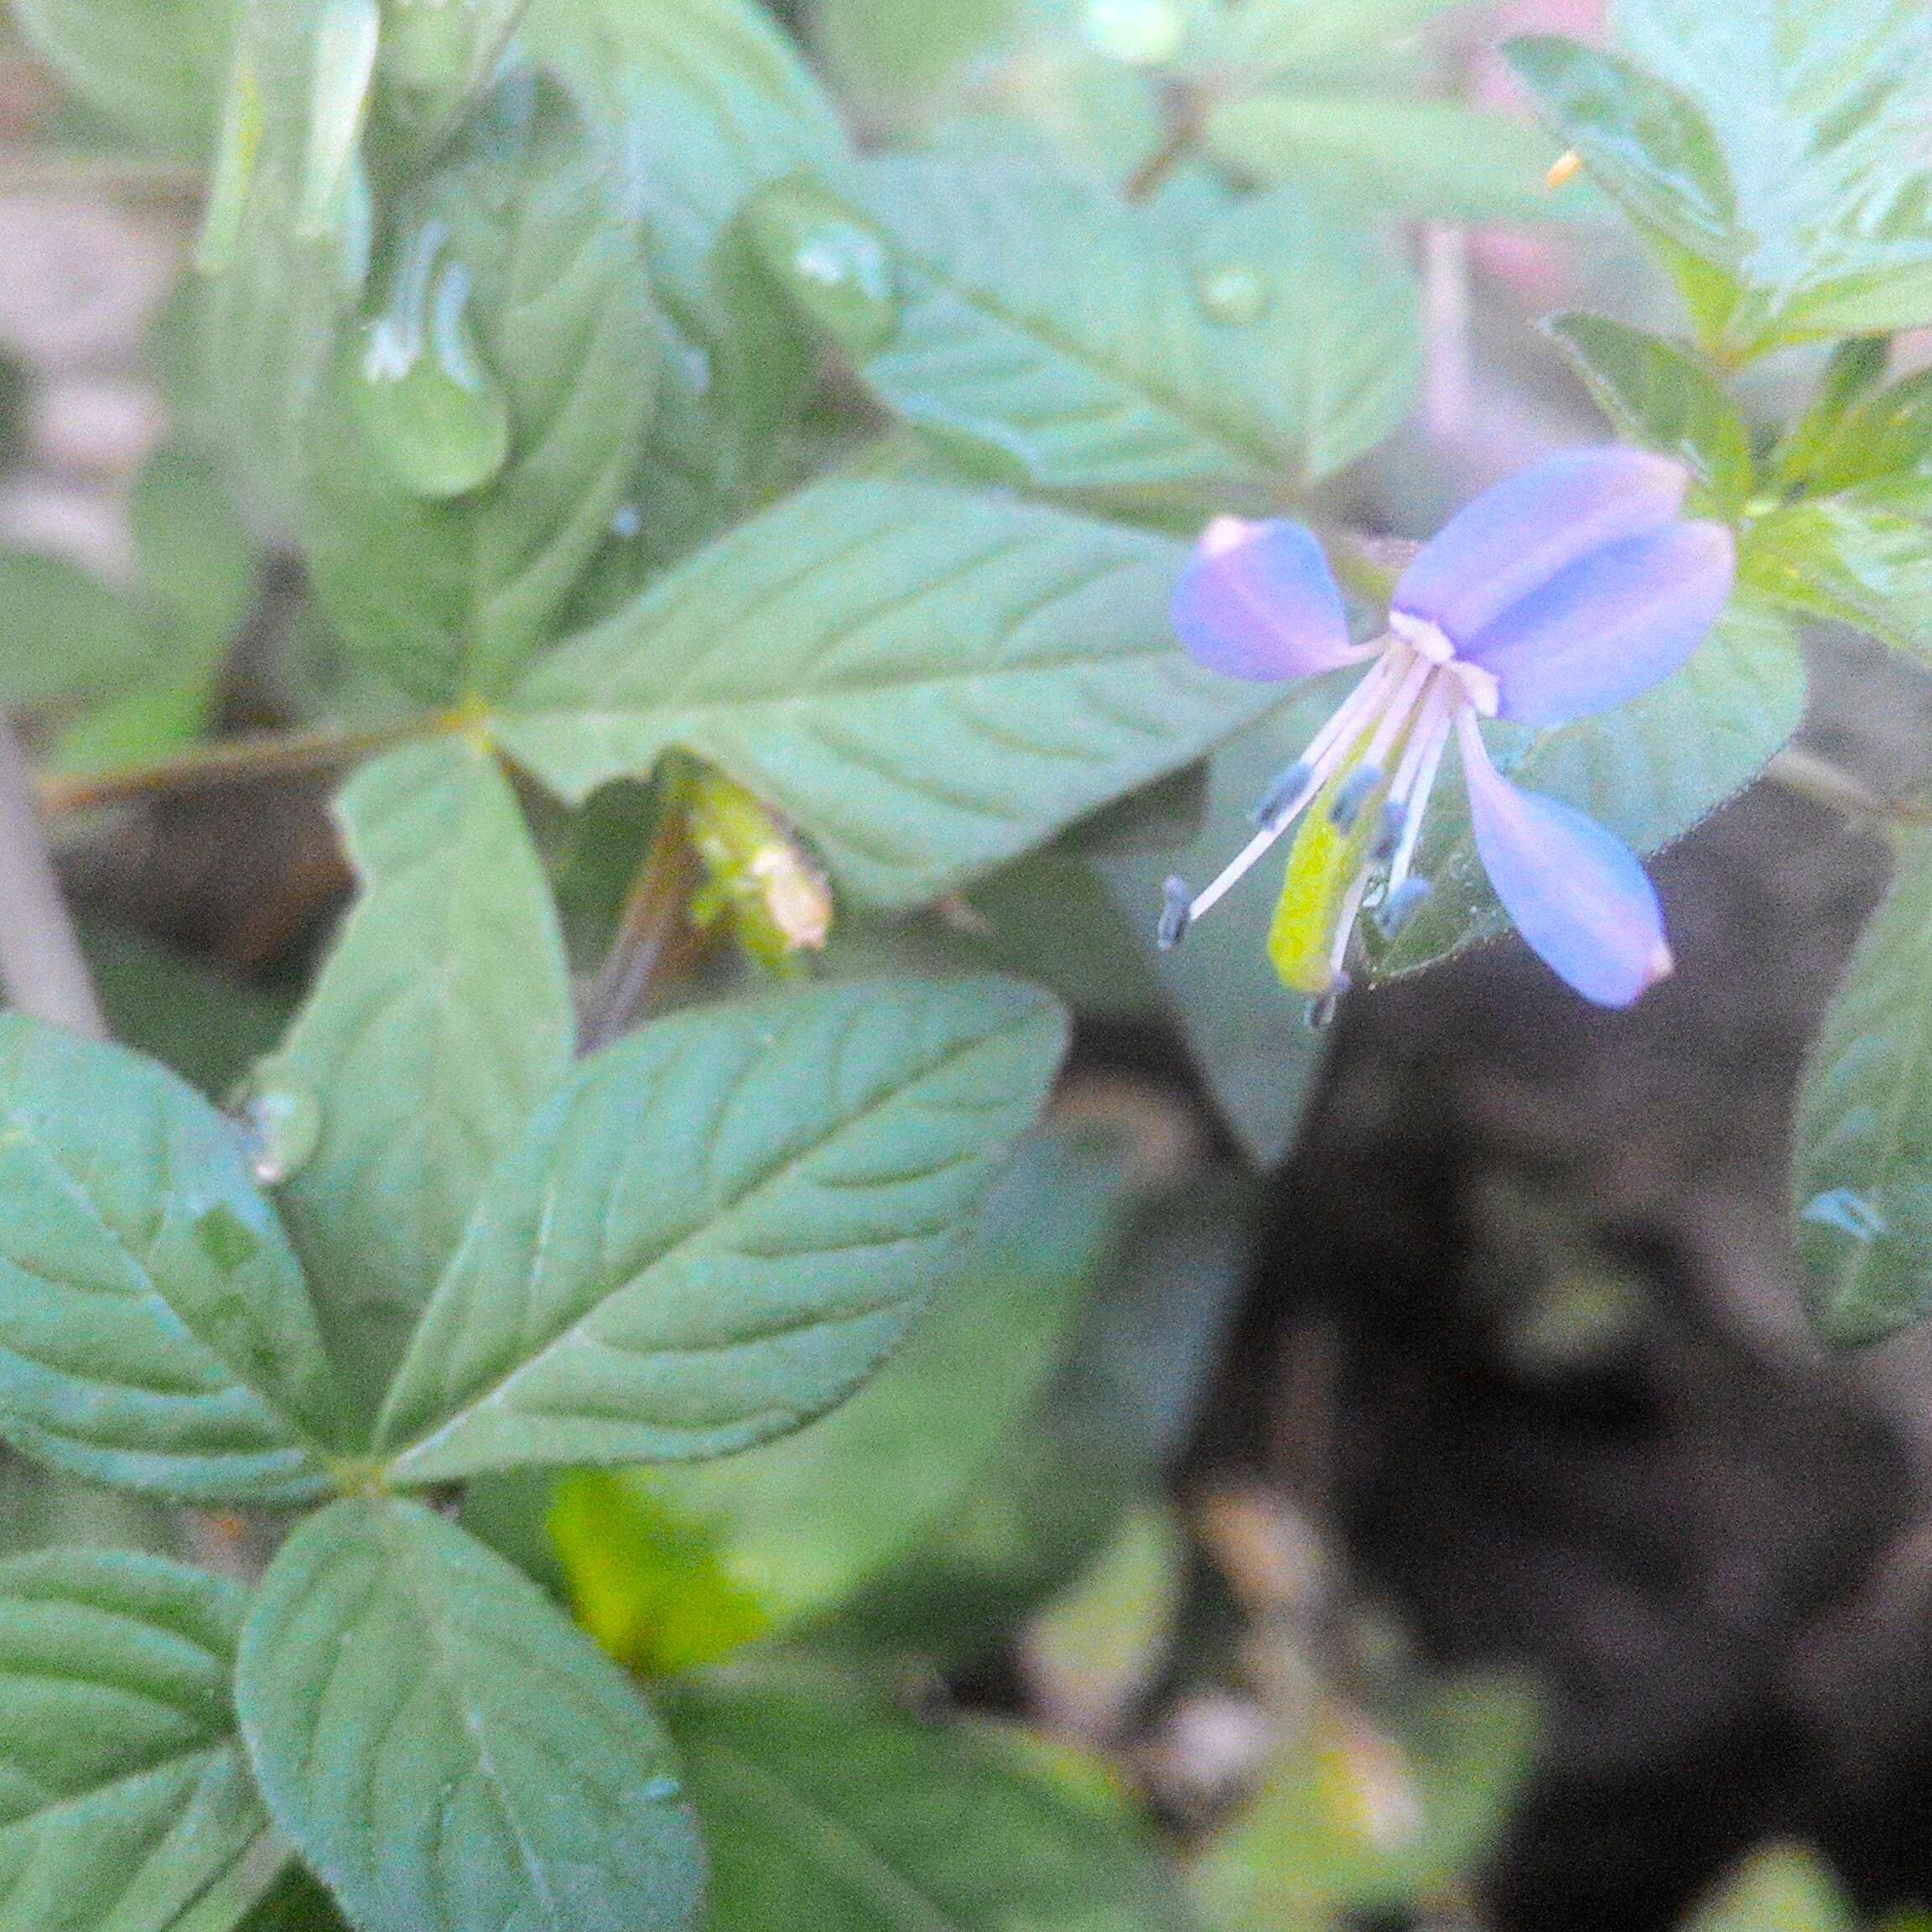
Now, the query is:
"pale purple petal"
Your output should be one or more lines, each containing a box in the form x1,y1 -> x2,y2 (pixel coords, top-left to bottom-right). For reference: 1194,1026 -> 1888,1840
1457,520 -> 1735,724
1171,516 -> 1357,683
1394,449 -> 1690,648
1460,716 -> 1673,1008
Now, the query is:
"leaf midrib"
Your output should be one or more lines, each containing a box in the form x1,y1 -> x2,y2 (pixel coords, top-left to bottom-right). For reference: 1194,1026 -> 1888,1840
379,1005 -> 1045,1475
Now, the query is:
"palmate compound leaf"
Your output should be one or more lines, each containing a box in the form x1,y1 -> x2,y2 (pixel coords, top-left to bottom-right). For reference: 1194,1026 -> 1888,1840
236,1498 -> 702,1932
0,1015 -> 344,1504
0,1550 -> 277,1932
257,735 -> 574,1422
1793,828 -> 1932,1344
303,78 -> 660,703
494,475 -> 1282,908
373,977 -> 1067,1486
664,1665 -> 1189,1932
745,158 -> 1420,498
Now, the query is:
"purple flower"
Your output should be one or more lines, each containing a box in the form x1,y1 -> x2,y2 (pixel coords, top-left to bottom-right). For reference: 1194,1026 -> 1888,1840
1160,448 -> 1735,1009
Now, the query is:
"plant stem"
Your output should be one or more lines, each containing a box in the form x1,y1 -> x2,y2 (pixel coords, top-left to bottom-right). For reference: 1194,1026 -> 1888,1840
0,718 -> 104,1036
577,797 -> 699,1052
1124,84 -> 1202,204
34,718 -> 426,818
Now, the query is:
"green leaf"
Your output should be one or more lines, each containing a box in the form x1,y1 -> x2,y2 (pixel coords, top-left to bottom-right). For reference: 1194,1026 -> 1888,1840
304,83 -> 659,703
600,1127 -> 1135,1636
1683,1845 -> 1858,1932
0,554 -> 147,709
1511,6 -> 1932,352
193,4 -> 367,529
1740,493 -> 1932,667
1542,313 -> 1753,514
0,1548 -> 270,1932
236,1497 -> 702,1932
524,0 -> 852,561
1202,93 -> 1594,226
1779,363 -> 1932,498
81,923 -> 292,1100
1776,337 -> 1894,489
0,1015 -> 343,1504
496,475 -> 1278,907
1504,37 -> 1735,262
1614,0 -> 1932,341
1191,1675 -> 1540,1930
1098,692 -> 1340,1165
666,1666 -> 1189,1932
825,1171 -> 1253,1661
375,976 -> 1067,1484
812,0 -> 1019,120
748,160 -> 1420,496
1374,600 -> 1806,974
1793,828 -> 1932,1344
258,735 -> 573,1422
130,444 -> 260,657
10,0 -> 231,152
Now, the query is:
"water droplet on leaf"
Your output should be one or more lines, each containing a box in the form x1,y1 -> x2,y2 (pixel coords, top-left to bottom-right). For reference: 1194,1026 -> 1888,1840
352,223 -> 511,498
245,1085 -> 324,1186
745,183 -> 901,358
641,1774 -> 681,1802
1197,262 -> 1270,325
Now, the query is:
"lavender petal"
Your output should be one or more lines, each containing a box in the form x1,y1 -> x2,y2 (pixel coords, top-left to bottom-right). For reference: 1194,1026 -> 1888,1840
1462,719 -> 1674,1008
1172,517 -> 1358,683
1394,448 -> 1690,649
1459,520 -> 1735,724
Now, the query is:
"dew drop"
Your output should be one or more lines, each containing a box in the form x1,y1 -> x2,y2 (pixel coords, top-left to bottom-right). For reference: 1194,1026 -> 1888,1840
609,501 -> 642,538
1196,262 -> 1270,326
746,183 -> 901,357
351,224 -> 511,499
1083,0 -> 1187,65
640,1774 -> 682,1802
245,1086 -> 324,1187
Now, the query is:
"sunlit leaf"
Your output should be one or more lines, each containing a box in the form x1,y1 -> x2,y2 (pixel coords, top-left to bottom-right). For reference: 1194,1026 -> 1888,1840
749,159 -> 1420,496
0,1549 -> 273,1932
0,1016 -> 342,1504
496,475 -> 1277,906
304,81 -> 657,702
236,1497 -> 702,1932
259,735 -> 573,1421
376,977 -> 1067,1483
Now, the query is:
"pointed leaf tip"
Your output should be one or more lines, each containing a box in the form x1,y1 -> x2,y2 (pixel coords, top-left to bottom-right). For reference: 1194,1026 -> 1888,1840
1394,447 -> 1691,651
